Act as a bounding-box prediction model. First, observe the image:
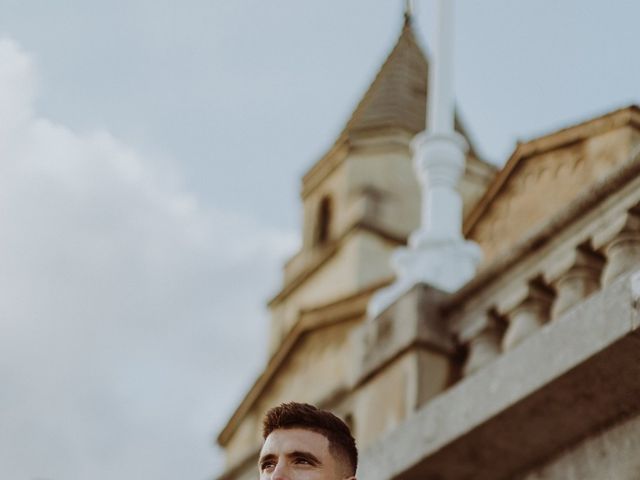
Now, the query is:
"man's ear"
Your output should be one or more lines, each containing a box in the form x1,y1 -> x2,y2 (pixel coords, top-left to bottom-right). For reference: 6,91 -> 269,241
343,476 -> 356,480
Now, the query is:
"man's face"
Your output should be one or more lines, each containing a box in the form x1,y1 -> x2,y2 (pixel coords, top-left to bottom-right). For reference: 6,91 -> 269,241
258,428 -> 353,480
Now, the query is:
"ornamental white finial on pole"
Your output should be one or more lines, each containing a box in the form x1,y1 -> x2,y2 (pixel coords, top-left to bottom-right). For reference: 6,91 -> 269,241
368,0 -> 482,318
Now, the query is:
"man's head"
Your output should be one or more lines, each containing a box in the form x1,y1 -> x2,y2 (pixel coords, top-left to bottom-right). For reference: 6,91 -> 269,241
258,402 -> 357,480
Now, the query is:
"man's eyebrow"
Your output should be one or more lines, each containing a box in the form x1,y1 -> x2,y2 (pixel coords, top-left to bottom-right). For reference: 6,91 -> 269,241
288,450 -> 321,465
258,453 -> 276,466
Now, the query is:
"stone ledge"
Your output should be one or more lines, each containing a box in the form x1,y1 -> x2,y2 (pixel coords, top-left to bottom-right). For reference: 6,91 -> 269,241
358,270 -> 640,480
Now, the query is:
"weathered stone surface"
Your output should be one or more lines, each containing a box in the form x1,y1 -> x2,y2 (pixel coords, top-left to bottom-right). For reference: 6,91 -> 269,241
501,280 -> 553,350
349,283 -> 457,450
520,412 -> 640,480
359,283 -> 453,380
463,313 -> 502,376
595,209 -> 640,286
547,246 -> 604,319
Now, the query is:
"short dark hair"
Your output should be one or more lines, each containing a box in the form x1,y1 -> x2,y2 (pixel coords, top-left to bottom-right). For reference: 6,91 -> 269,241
262,402 -> 357,475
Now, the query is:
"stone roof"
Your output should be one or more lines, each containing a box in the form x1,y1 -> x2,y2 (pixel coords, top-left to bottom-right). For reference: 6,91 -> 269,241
342,17 -> 428,137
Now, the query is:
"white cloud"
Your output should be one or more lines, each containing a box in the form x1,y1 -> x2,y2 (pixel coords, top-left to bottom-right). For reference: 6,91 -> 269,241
0,37 -> 297,480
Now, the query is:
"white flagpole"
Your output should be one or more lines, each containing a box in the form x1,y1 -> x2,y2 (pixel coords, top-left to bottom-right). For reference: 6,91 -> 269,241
368,0 -> 481,318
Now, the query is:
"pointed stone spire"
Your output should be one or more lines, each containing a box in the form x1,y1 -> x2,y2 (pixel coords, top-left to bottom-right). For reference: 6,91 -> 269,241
308,8 -> 482,173
368,0 -> 481,318
339,17 -> 427,138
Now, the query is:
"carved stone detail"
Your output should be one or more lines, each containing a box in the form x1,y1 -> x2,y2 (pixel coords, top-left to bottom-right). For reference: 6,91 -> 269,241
546,246 -> 604,320
593,209 -> 640,286
500,281 -> 554,351
463,312 -> 503,376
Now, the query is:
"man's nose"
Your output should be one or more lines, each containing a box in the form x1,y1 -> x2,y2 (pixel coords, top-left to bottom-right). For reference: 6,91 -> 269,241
271,461 -> 290,480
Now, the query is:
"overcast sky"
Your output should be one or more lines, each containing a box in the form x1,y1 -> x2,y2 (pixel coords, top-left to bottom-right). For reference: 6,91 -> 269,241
1,1 -> 639,479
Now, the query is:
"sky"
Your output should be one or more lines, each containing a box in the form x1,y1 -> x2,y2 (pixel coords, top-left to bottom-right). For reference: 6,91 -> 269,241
1,1 -> 639,479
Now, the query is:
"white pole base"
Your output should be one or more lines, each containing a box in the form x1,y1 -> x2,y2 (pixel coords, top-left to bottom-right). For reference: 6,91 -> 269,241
367,238 -> 481,319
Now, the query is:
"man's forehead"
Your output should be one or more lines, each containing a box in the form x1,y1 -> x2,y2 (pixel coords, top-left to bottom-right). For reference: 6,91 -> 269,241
260,428 -> 330,455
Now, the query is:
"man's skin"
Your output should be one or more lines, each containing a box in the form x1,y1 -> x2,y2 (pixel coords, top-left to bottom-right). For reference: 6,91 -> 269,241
258,428 -> 356,480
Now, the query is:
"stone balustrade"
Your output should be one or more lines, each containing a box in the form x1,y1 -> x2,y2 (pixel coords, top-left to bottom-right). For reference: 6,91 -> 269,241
593,209 -> 640,287
499,279 -> 554,351
545,245 -> 604,320
461,311 -> 503,376
456,203 -> 640,377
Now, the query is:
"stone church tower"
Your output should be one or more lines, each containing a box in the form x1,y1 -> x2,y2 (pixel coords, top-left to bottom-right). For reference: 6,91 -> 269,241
217,10 -> 640,480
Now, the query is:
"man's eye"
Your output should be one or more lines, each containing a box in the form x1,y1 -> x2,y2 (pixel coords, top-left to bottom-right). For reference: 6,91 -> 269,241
261,461 -> 275,471
295,457 -> 311,465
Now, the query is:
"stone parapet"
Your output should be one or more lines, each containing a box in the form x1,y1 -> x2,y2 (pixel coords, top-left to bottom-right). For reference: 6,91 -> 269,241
358,270 -> 640,480
449,149 -> 640,377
